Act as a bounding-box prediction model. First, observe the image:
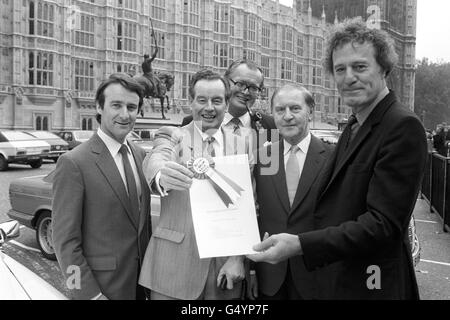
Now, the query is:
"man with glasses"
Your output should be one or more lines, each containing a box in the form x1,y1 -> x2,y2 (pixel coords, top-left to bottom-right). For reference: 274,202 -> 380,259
182,59 -> 276,140
251,84 -> 332,299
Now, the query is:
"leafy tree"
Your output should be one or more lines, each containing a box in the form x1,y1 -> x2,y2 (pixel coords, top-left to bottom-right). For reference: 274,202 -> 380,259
414,58 -> 450,129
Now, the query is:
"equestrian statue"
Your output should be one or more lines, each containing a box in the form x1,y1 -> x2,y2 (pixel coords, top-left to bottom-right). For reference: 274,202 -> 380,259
134,28 -> 174,119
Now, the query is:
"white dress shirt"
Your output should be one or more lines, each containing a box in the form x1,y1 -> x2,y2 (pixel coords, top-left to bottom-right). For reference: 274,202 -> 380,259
97,129 -> 142,198
193,123 -> 224,157
223,112 -> 251,130
283,132 -> 311,178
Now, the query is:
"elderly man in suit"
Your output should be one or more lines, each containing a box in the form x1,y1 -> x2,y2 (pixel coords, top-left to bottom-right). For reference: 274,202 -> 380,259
248,18 -> 427,300
52,73 -> 152,300
252,85 -> 332,300
139,69 -> 252,300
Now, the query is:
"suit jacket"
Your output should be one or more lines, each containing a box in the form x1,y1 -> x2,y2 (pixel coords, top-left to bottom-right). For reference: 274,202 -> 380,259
52,133 -> 151,300
254,135 -> 332,298
139,123 -> 252,299
298,91 -> 427,299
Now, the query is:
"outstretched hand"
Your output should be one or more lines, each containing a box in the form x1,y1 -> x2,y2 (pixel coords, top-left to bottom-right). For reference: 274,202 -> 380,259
159,161 -> 194,191
246,233 -> 302,264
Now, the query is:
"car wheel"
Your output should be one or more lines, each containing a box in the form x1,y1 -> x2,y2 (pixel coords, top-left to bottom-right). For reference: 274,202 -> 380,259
29,159 -> 42,169
0,155 -> 8,171
36,211 -> 56,260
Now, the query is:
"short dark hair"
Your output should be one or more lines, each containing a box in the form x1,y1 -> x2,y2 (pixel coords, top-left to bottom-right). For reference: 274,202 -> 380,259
271,84 -> 315,112
324,18 -> 398,77
188,69 -> 230,102
95,73 -> 144,123
224,59 -> 264,89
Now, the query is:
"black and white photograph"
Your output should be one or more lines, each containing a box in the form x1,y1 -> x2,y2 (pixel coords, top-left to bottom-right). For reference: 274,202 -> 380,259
0,0 -> 449,309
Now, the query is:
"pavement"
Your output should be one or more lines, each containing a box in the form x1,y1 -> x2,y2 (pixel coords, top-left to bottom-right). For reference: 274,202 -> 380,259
413,197 -> 450,299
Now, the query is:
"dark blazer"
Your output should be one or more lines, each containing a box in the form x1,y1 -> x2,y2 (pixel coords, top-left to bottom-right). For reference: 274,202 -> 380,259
52,133 -> 151,300
299,91 -> 427,300
254,135 -> 332,298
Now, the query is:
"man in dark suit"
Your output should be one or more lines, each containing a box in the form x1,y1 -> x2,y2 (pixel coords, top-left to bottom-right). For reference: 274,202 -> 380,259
52,74 -> 151,300
181,59 -> 276,142
253,84 -> 332,300
248,19 -> 427,300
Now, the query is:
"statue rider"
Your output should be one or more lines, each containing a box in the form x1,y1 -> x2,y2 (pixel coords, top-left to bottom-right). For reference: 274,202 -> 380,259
142,43 -> 160,97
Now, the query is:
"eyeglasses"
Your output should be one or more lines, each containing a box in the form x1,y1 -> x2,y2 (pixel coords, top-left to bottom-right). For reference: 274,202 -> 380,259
229,78 -> 262,95
273,105 -> 305,116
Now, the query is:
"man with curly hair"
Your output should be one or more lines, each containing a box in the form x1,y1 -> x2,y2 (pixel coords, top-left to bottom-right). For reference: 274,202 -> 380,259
248,18 -> 427,300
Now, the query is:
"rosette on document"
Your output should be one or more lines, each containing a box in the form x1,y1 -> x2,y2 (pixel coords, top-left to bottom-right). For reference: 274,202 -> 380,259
187,156 -> 244,208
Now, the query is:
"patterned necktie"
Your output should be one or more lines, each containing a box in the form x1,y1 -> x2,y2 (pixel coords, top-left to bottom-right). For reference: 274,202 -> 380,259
285,145 -> 300,207
119,144 -> 139,224
230,117 -> 242,136
205,136 -> 216,157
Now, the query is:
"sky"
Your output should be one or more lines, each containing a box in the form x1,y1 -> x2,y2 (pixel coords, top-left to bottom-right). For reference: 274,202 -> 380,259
279,0 -> 450,63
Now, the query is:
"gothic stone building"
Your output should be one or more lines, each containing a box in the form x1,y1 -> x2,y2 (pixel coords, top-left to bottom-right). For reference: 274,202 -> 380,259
0,0 -> 415,131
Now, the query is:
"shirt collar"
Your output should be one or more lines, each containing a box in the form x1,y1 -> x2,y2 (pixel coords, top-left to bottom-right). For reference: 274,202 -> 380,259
355,87 -> 389,126
283,132 -> 311,156
97,128 -> 130,157
193,123 -> 224,149
223,112 -> 251,128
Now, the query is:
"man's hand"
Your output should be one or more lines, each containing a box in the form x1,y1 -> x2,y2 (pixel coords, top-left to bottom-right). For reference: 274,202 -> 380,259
159,161 -> 194,191
217,256 -> 245,290
247,233 -> 302,264
247,271 -> 258,300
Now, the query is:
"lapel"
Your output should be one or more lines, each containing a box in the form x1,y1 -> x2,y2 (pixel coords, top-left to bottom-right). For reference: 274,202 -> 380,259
183,122 -> 204,159
290,135 -> 326,213
268,141 -> 290,214
320,91 -> 397,198
127,140 -> 148,235
91,134 -> 138,231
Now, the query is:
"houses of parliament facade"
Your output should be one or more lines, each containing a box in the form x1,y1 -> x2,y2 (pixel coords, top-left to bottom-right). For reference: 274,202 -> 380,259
0,0 -> 416,131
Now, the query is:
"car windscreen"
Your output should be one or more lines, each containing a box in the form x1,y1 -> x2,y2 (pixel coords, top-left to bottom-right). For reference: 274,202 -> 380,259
2,131 -> 37,141
27,131 -> 60,139
73,131 -> 94,140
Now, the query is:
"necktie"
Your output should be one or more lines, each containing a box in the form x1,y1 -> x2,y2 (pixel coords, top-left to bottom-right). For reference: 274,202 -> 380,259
344,114 -> 358,150
335,114 -> 358,167
205,136 -> 216,157
119,144 -> 139,224
230,117 -> 242,136
285,145 -> 300,207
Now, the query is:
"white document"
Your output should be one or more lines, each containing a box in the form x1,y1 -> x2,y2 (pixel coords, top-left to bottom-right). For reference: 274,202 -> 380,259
189,154 -> 261,258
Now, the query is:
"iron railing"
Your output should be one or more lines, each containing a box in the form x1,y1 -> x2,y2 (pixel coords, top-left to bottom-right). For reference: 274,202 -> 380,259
421,151 -> 450,232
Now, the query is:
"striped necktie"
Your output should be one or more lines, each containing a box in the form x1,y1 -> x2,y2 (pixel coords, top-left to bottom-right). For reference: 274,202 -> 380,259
286,145 -> 300,206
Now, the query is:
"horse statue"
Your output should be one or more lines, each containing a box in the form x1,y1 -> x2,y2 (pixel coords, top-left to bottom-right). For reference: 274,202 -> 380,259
134,50 -> 174,119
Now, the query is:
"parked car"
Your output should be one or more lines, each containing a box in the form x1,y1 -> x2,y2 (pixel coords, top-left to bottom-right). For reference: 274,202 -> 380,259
8,170 -> 160,260
134,129 -> 157,142
0,130 -> 50,171
24,131 -> 69,163
0,220 -> 66,299
310,129 -> 342,145
54,130 -> 94,150
128,131 -> 154,153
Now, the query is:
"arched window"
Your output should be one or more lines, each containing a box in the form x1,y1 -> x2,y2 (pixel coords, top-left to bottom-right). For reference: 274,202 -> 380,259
43,116 -> 48,130
82,118 -> 87,130
36,116 -> 42,130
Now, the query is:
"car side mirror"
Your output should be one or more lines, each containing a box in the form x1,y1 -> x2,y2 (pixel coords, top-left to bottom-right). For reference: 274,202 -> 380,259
0,221 -> 20,245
